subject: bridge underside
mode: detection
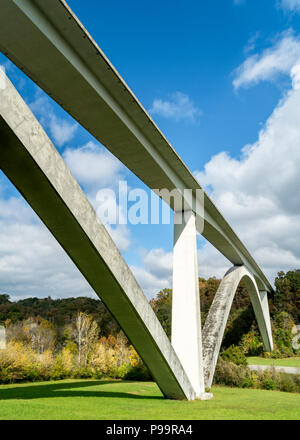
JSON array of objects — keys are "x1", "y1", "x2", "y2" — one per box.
[
  {"x1": 0, "y1": 67, "x2": 274, "y2": 402},
  {"x1": 0, "y1": 0, "x2": 275, "y2": 401},
  {"x1": 0, "y1": 71, "x2": 196, "y2": 401},
  {"x1": 0, "y1": 0, "x2": 272, "y2": 293}
]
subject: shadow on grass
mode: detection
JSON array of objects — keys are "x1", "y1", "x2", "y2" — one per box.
[{"x1": 0, "y1": 380, "x2": 163, "y2": 401}]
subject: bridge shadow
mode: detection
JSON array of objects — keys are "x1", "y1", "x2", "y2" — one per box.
[{"x1": 0, "y1": 380, "x2": 163, "y2": 401}]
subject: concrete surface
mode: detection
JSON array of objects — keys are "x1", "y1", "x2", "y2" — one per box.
[
  {"x1": 0, "y1": 0, "x2": 275, "y2": 396},
  {"x1": 172, "y1": 211, "x2": 205, "y2": 397},
  {"x1": 0, "y1": 326, "x2": 6, "y2": 350},
  {"x1": 248, "y1": 365, "x2": 300, "y2": 375},
  {"x1": 0, "y1": 0, "x2": 272, "y2": 293},
  {"x1": 0, "y1": 70, "x2": 196, "y2": 400},
  {"x1": 202, "y1": 266, "x2": 274, "y2": 388}
]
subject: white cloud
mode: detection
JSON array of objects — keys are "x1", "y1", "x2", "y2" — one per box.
[
  {"x1": 63, "y1": 142, "x2": 131, "y2": 252},
  {"x1": 130, "y1": 248, "x2": 173, "y2": 299},
  {"x1": 63, "y1": 142, "x2": 123, "y2": 190},
  {"x1": 244, "y1": 32, "x2": 261, "y2": 55},
  {"x1": 149, "y1": 92, "x2": 201, "y2": 122},
  {"x1": 197, "y1": 241, "x2": 230, "y2": 280},
  {"x1": 131, "y1": 265, "x2": 171, "y2": 300},
  {"x1": 281, "y1": 0, "x2": 300, "y2": 12},
  {"x1": 0, "y1": 180, "x2": 95, "y2": 300},
  {"x1": 30, "y1": 93, "x2": 78, "y2": 147},
  {"x1": 195, "y1": 60, "x2": 300, "y2": 284},
  {"x1": 106, "y1": 224, "x2": 131, "y2": 253},
  {"x1": 233, "y1": 31, "x2": 300, "y2": 89},
  {"x1": 0, "y1": 176, "x2": 131, "y2": 299},
  {"x1": 49, "y1": 118, "x2": 77, "y2": 147},
  {"x1": 0, "y1": 132, "x2": 131, "y2": 298},
  {"x1": 142, "y1": 248, "x2": 173, "y2": 280},
  {"x1": 131, "y1": 243, "x2": 230, "y2": 300}
]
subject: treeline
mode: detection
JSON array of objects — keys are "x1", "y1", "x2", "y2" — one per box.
[
  {"x1": 151, "y1": 270, "x2": 300, "y2": 358},
  {"x1": 0, "y1": 295, "x2": 121, "y2": 338},
  {"x1": 1, "y1": 269, "x2": 300, "y2": 358},
  {"x1": 0, "y1": 312, "x2": 150, "y2": 384},
  {"x1": 0, "y1": 270, "x2": 299, "y2": 388}
]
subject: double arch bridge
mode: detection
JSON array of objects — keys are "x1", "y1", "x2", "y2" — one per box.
[{"x1": 0, "y1": 0, "x2": 273, "y2": 400}]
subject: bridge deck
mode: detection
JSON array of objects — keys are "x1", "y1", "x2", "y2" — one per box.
[{"x1": 0, "y1": 0, "x2": 271, "y2": 291}]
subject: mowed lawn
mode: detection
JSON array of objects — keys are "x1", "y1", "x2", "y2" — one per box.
[
  {"x1": 247, "y1": 356, "x2": 300, "y2": 368},
  {"x1": 0, "y1": 380, "x2": 300, "y2": 420}
]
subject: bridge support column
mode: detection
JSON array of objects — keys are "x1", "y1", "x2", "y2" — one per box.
[{"x1": 172, "y1": 210, "x2": 205, "y2": 398}]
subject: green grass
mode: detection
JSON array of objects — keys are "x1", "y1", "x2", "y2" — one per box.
[
  {"x1": 247, "y1": 356, "x2": 300, "y2": 368},
  {"x1": 0, "y1": 379, "x2": 300, "y2": 420}
]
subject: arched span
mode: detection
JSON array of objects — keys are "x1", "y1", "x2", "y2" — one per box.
[
  {"x1": 0, "y1": 71, "x2": 196, "y2": 400},
  {"x1": 0, "y1": 0, "x2": 271, "y2": 293},
  {"x1": 202, "y1": 265, "x2": 273, "y2": 388}
]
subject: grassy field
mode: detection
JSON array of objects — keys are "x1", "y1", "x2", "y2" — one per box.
[
  {"x1": 247, "y1": 356, "x2": 300, "y2": 367},
  {"x1": 0, "y1": 379, "x2": 300, "y2": 420}
]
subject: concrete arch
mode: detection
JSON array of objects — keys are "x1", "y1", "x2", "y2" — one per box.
[
  {"x1": 0, "y1": 1, "x2": 276, "y2": 401},
  {"x1": 202, "y1": 265, "x2": 273, "y2": 388},
  {"x1": 0, "y1": 71, "x2": 196, "y2": 400},
  {"x1": 0, "y1": 0, "x2": 272, "y2": 293}
]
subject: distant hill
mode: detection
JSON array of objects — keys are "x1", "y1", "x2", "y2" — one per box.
[
  {"x1": 0, "y1": 295, "x2": 120, "y2": 337},
  {"x1": 1, "y1": 269, "x2": 299, "y2": 354}
]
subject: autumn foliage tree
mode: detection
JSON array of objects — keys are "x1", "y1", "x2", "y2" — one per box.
[{"x1": 73, "y1": 312, "x2": 99, "y2": 367}]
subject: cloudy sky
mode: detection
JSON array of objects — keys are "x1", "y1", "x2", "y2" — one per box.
[{"x1": 1, "y1": 0, "x2": 300, "y2": 300}]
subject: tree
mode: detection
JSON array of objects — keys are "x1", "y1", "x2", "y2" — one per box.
[
  {"x1": 150, "y1": 289, "x2": 172, "y2": 338},
  {"x1": 0, "y1": 294, "x2": 10, "y2": 305},
  {"x1": 6, "y1": 317, "x2": 56, "y2": 354},
  {"x1": 73, "y1": 312, "x2": 99, "y2": 367},
  {"x1": 29, "y1": 319, "x2": 56, "y2": 354}
]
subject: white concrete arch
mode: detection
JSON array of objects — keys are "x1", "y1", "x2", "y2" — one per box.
[
  {"x1": 0, "y1": 0, "x2": 275, "y2": 400},
  {"x1": 0, "y1": 0, "x2": 272, "y2": 293},
  {"x1": 202, "y1": 265, "x2": 273, "y2": 388},
  {"x1": 0, "y1": 71, "x2": 197, "y2": 401},
  {"x1": 0, "y1": 71, "x2": 274, "y2": 400}
]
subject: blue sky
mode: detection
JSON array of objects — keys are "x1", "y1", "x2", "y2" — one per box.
[{"x1": 1, "y1": 0, "x2": 300, "y2": 299}]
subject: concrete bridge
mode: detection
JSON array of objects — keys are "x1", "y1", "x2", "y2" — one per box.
[{"x1": 0, "y1": 0, "x2": 273, "y2": 400}]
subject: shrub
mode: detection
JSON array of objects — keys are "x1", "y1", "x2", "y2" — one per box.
[
  {"x1": 50, "y1": 357, "x2": 68, "y2": 381},
  {"x1": 279, "y1": 374, "x2": 297, "y2": 393},
  {"x1": 272, "y1": 312, "x2": 295, "y2": 356},
  {"x1": 214, "y1": 358, "x2": 249, "y2": 387},
  {"x1": 240, "y1": 332, "x2": 263, "y2": 356},
  {"x1": 124, "y1": 365, "x2": 152, "y2": 381},
  {"x1": 221, "y1": 345, "x2": 247, "y2": 366},
  {"x1": 261, "y1": 373, "x2": 277, "y2": 391},
  {"x1": 241, "y1": 375, "x2": 255, "y2": 389},
  {"x1": 214, "y1": 358, "x2": 300, "y2": 394},
  {"x1": 72, "y1": 367, "x2": 94, "y2": 379},
  {"x1": 117, "y1": 363, "x2": 131, "y2": 379}
]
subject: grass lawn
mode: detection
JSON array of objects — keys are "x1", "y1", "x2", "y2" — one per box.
[
  {"x1": 0, "y1": 379, "x2": 300, "y2": 420},
  {"x1": 247, "y1": 356, "x2": 300, "y2": 368}
]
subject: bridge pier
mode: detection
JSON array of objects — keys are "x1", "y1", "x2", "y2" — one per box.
[{"x1": 172, "y1": 210, "x2": 205, "y2": 398}]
